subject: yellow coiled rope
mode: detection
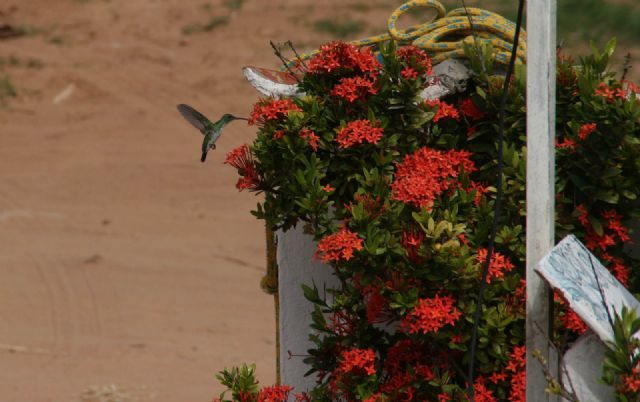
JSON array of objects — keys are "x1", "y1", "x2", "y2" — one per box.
[{"x1": 296, "y1": 0, "x2": 526, "y2": 66}]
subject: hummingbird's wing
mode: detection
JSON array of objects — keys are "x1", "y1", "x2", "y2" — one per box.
[{"x1": 176, "y1": 104, "x2": 213, "y2": 135}]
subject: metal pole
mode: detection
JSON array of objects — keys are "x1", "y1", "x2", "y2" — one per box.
[{"x1": 526, "y1": 0, "x2": 557, "y2": 400}]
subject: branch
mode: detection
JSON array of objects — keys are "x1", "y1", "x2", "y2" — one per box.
[{"x1": 269, "y1": 40, "x2": 302, "y2": 84}]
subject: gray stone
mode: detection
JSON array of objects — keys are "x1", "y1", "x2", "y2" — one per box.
[{"x1": 561, "y1": 331, "x2": 615, "y2": 402}]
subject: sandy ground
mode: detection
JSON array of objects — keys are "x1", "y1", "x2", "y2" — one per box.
[
  {"x1": 0, "y1": 1, "x2": 638, "y2": 401},
  {"x1": 0, "y1": 1, "x2": 398, "y2": 401}
]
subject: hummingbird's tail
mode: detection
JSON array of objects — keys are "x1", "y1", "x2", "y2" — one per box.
[{"x1": 201, "y1": 152, "x2": 207, "y2": 162}]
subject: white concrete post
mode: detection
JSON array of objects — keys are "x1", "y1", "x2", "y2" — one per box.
[
  {"x1": 276, "y1": 226, "x2": 340, "y2": 393},
  {"x1": 526, "y1": 0, "x2": 558, "y2": 400}
]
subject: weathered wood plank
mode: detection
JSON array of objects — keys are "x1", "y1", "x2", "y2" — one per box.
[{"x1": 526, "y1": 0, "x2": 558, "y2": 400}]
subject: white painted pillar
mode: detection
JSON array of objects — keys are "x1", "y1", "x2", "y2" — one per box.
[
  {"x1": 526, "y1": 0, "x2": 558, "y2": 400},
  {"x1": 276, "y1": 226, "x2": 340, "y2": 393}
]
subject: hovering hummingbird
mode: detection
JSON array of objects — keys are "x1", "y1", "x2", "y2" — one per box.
[{"x1": 176, "y1": 104, "x2": 248, "y2": 162}]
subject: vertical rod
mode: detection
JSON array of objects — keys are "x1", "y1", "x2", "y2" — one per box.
[
  {"x1": 263, "y1": 226, "x2": 281, "y2": 384},
  {"x1": 526, "y1": 0, "x2": 557, "y2": 400}
]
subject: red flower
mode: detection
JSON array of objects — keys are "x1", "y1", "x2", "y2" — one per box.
[
  {"x1": 363, "y1": 285, "x2": 387, "y2": 324},
  {"x1": 555, "y1": 137, "x2": 577, "y2": 151},
  {"x1": 307, "y1": 41, "x2": 380, "y2": 76},
  {"x1": 508, "y1": 370, "x2": 526, "y2": 402},
  {"x1": 331, "y1": 76, "x2": 378, "y2": 102},
  {"x1": 476, "y1": 248, "x2": 515, "y2": 283},
  {"x1": 623, "y1": 79, "x2": 640, "y2": 98},
  {"x1": 299, "y1": 128, "x2": 319, "y2": 151},
  {"x1": 426, "y1": 99, "x2": 460, "y2": 123},
  {"x1": 401, "y1": 293, "x2": 461, "y2": 334},
  {"x1": 327, "y1": 311, "x2": 356, "y2": 336},
  {"x1": 391, "y1": 147, "x2": 475, "y2": 209},
  {"x1": 294, "y1": 393, "x2": 311, "y2": 402},
  {"x1": 578, "y1": 122, "x2": 597, "y2": 140},
  {"x1": 322, "y1": 184, "x2": 335, "y2": 192},
  {"x1": 314, "y1": 226, "x2": 364, "y2": 263},
  {"x1": 257, "y1": 385, "x2": 293, "y2": 402},
  {"x1": 249, "y1": 98, "x2": 301, "y2": 126},
  {"x1": 503, "y1": 345, "x2": 526, "y2": 402},
  {"x1": 272, "y1": 130, "x2": 285, "y2": 140},
  {"x1": 603, "y1": 209, "x2": 631, "y2": 243},
  {"x1": 506, "y1": 345, "x2": 526, "y2": 373},
  {"x1": 363, "y1": 393, "x2": 382, "y2": 402},
  {"x1": 468, "y1": 181, "x2": 488, "y2": 206},
  {"x1": 560, "y1": 309, "x2": 587, "y2": 334},
  {"x1": 611, "y1": 259, "x2": 631, "y2": 287},
  {"x1": 472, "y1": 376, "x2": 497, "y2": 402},
  {"x1": 336, "y1": 119, "x2": 384, "y2": 148},
  {"x1": 594, "y1": 82, "x2": 627, "y2": 102},
  {"x1": 401, "y1": 66, "x2": 418, "y2": 80},
  {"x1": 576, "y1": 204, "x2": 589, "y2": 227},
  {"x1": 224, "y1": 144, "x2": 262, "y2": 191},
  {"x1": 623, "y1": 364, "x2": 640, "y2": 394},
  {"x1": 337, "y1": 348, "x2": 376, "y2": 376},
  {"x1": 396, "y1": 45, "x2": 432, "y2": 74},
  {"x1": 460, "y1": 97, "x2": 484, "y2": 120},
  {"x1": 401, "y1": 228, "x2": 425, "y2": 263},
  {"x1": 489, "y1": 371, "x2": 507, "y2": 384}
]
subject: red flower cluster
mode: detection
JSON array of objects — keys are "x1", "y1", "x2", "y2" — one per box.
[
  {"x1": 560, "y1": 308, "x2": 588, "y2": 334},
  {"x1": 314, "y1": 226, "x2": 364, "y2": 263},
  {"x1": 595, "y1": 82, "x2": 628, "y2": 102},
  {"x1": 345, "y1": 193, "x2": 385, "y2": 220},
  {"x1": 224, "y1": 144, "x2": 262, "y2": 191},
  {"x1": 391, "y1": 147, "x2": 475, "y2": 209},
  {"x1": 468, "y1": 181, "x2": 488, "y2": 206},
  {"x1": 623, "y1": 80, "x2": 640, "y2": 99},
  {"x1": 472, "y1": 377, "x2": 497, "y2": 402},
  {"x1": 249, "y1": 98, "x2": 301, "y2": 126},
  {"x1": 337, "y1": 348, "x2": 376, "y2": 376},
  {"x1": 576, "y1": 205, "x2": 632, "y2": 285},
  {"x1": 505, "y1": 345, "x2": 526, "y2": 402},
  {"x1": 476, "y1": 248, "x2": 515, "y2": 283},
  {"x1": 622, "y1": 364, "x2": 640, "y2": 394},
  {"x1": 426, "y1": 99, "x2": 460, "y2": 123},
  {"x1": 401, "y1": 293, "x2": 461, "y2": 334},
  {"x1": 307, "y1": 41, "x2": 380, "y2": 76},
  {"x1": 396, "y1": 45, "x2": 433, "y2": 74},
  {"x1": 257, "y1": 385, "x2": 293, "y2": 402},
  {"x1": 363, "y1": 285, "x2": 388, "y2": 324},
  {"x1": 401, "y1": 228, "x2": 425, "y2": 263},
  {"x1": 298, "y1": 128, "x2": 319, "y2": 151},
  {"x1": 381, "y1": 340, "x2": 435, "y2": 400},
  {"x1": 327, "y1": 310, "x2": 357, "y2": 336},
  {"x1": 401, "y1": 66, "x2": 418, "y2": 80},
  {"x1": 602, "y1": 209, "x2": 631, "y2": 243},
  {"x1": 602, "y1": 252, "x2": 631, "y2": 287},
  {"x1": 460, "y1": 97, "x2": 485, "y2": 120},
  {"x1": 556, "y1": 122, "x2": 596, "y2": 151},
  {"x1": 578, "y1": 122, "x2": 597, "y2": 140},
  {"x1": 331, "y1": 76, "x2": 378, "y2": 102},
  {"x1": 336, "y1": 119, "x2": 384, "y2": 148},
  {"x1": 555, "y1": 137, "x2": 577, "y2": 151}
]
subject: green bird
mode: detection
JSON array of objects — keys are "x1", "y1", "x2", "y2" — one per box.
[{"x1": 176, "y1": 104, "x2": 248, "y2": 162}]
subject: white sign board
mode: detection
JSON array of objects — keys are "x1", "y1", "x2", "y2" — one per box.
[{"x1": 536, "y1": 235, "x2": 640, "y2": 344}]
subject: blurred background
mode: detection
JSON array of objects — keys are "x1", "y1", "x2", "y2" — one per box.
[{"x1": 0, "y1": 0, "x2": 638, "y2": 401}]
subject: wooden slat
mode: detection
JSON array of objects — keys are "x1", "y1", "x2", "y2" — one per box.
[{"x1": 526, "y1": 0, "x2": 558, "y2": 400}]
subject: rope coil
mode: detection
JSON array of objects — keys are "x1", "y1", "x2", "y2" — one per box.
[{"x1": 296, "y1": 0, "x2": 527, "y2": 66}]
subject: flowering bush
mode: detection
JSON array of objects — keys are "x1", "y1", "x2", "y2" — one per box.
[{"x1": 221, "y1": 39, "x2": 640, "y2": 400}]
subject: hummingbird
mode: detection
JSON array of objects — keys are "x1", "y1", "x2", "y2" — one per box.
[{"x1": 176, "y1": 104, "x2": 248, "y2": 162}]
